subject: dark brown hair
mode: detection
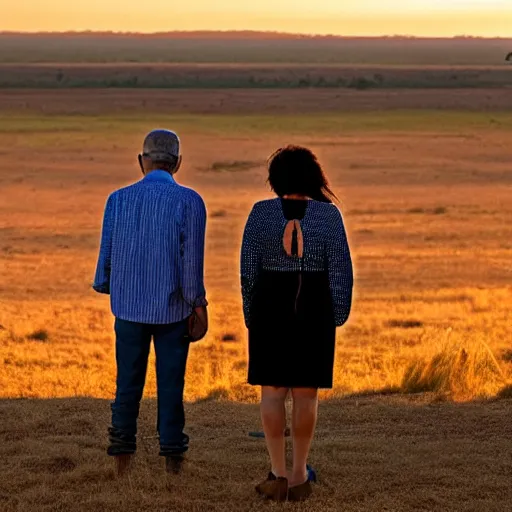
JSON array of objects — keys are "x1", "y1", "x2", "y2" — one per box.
[{"x1": 267, "y1": 146, "x2": 338, "y2": 203}]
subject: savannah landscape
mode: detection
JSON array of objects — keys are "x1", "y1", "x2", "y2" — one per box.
[{"x1": 0, "y1": 33, "x2": 511, "y2": 511}]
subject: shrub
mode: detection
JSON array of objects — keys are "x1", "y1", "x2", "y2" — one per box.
[
  {"x1": 348, "y1": 76, "x2": 377, "y2": 90},
  {"x1": 373, "y1": 73, "x2": 385, "y2": 85}
]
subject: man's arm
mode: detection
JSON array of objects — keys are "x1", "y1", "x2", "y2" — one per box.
[
  {"x1": 180, "y1": 191, "x2": 207, "y2": 308},
  {"x1": 93, "y1": 194, "x2": 115, "y2": 294}
]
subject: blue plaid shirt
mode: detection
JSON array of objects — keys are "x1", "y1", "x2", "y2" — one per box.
[{"x1": 93, "y1": 170, "x2": 207, "y2": 324}]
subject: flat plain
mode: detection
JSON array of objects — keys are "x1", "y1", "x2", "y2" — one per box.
[
  {"x1": 0, "y1": 88, "x2": 511, "y2": 511},
  {"x1": 1, "y1": 34, "x2": 510, "y2": 65}
]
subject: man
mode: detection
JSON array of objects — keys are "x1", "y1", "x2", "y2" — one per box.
[{"x1": 93, "y1": 129, "x2": 208, "y2": 475}]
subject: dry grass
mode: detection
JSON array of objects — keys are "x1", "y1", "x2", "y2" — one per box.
[
  {"x1": 0, "y1": 90, "x2": 511, "y2": 403},
  {"x1": 401, "y1": 339, "x2": 507, "y2": 399},
  {"x1": 1, "y1": 396, "x2": 512, "y2": 512},
  {"x1": 0, "y1": 89, "x2": 511, "y2": 509}
]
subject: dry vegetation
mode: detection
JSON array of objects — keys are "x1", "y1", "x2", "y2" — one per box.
[
  {"x1": 1, "y1": 90, "x2": 511, "y2": 402},
  {"x1": 1, "y1": 63, "x2": 511, "y2": 89},
  {"x1": 1, "y1": 34, "x2": 510, "y2": 89},
  {"x1": 0, "y1": 89, "x2": 511, "y2": 510}
]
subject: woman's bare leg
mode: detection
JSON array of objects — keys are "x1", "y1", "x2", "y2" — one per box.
[
  {"x1": 260, "y1": 386, "x2": 289, "y2": 477},
  {"x1": 290, "y1": 387, "x2": 318, "y2": 486}
]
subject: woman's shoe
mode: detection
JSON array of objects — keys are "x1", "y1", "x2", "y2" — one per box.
[
  {"x1": 307, "y1": 464, "x2": 318, "y2": 483},
  {"x1": 288, "y1": 480, "x2": 313, "y2": 502},
  {"x1": 255, "y1": 473, "x2": 289, "y2": 501}
]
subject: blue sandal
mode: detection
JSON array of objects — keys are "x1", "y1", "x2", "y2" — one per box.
[{"x1": 307, "y1": 464, "x2": 317, "y2": 483}]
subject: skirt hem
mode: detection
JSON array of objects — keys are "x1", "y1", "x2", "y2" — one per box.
[{"x1": 248, "y1": 380, "x2": 332, "y2": 389}]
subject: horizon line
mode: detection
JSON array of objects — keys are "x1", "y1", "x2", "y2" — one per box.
[{"x1": 1, "y1": 30, "x2": 511, "y2": 40}]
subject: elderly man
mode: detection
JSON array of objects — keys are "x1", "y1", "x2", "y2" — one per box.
[{"x1": 93, "y1": 129, "x2": 208, "y2": 475}]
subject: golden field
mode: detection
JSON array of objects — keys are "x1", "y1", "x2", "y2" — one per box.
[
  {"x1": 0, "y1": 88, "x2": 511, "y2": 511},
  {"x1": 1, "y1": 89, "x2": 511, "y2": 402}
]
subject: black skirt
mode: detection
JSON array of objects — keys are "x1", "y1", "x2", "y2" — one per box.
[{"x1": 248, "y1": 270, "x2": 336, "y2": 389}]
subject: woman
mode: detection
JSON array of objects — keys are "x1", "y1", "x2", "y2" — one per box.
[{"x1": 241, "y1": 146, "x2": 353, "y2": 502}]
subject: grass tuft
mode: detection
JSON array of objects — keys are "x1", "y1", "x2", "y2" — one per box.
[
  {"x1": 407, "y1": 207, "x2": 447, "y2": 215},
  {"x1": 209, "y1": 161, "x2": 260, "y2": 173},
  {"x1": 501, "y1": 350, "x2": 512, "y2": 363},
  {"x1": 401, "y1": 341, "x2": 506, "y2": 399},
  {"x1": 387, "y1": 320, "x2": 424, "y2": 329},
  {"x1": 221, "y1": 333, "x2": 238, "y2": 343},
  {"x1": 211, "y1": 210, "x2": 228, "y2": 218},
  {"x1": 27, "y1": 329, "x2": 50, "y2": 342}
]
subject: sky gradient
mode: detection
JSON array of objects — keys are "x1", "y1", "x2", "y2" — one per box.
[{"x1": 3, "y1": 0, "x2": 512, "y2": 36}]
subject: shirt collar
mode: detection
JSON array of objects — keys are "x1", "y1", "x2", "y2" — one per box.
[{"x1": 143, "y1": 170, "x2": 176, "y2": 183}]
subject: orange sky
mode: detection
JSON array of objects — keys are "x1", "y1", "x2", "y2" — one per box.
[{"x1": 2, "y1": 0, "x2": 512, "y2": 36}]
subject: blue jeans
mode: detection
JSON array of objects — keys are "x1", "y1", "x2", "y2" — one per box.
[{"x1": 108, "y1": 318, "x2": 190, "y2": 457}]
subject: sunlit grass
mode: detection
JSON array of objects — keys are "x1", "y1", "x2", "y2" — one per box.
[
  {"x1": 1, "y1": 105, "x2": 511, "y2": 404},
  {"x1": 2, "y1": 111, "x2": 512, "y2": 136},
  {"x1": 1, "y1": 286, "x2": 511, "y2": 402},
  {"x1": 401, "y1": 339, "x2": 507, "y2": 400}
]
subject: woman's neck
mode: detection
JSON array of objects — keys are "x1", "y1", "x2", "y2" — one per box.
[{"x1": 282, "y1": 194, "x2": 310, "y2": 200}]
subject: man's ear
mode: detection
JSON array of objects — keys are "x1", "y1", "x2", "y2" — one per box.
[
  {"x1": 138, "y1": 154, "x2": 145, "y2": 175},
  {"x1": 173, "y1": 155, "x2": 183, "y2": 175}
]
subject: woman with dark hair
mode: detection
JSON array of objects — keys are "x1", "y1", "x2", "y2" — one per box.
[{"x1": 241, "y1": 146, "x2": 353, "y2": 502}]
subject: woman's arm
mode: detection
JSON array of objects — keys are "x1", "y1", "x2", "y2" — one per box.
[
  {"x1": 326, "y1": 206, "x2": 354, "y2": 327},
  {"x1": 241, "y1": 204, "x2": 262, "y2": 328}
]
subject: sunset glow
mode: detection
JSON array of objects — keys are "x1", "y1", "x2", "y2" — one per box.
[{"x1": 2, "y1": 0, "x2": 512, "y2": 36}]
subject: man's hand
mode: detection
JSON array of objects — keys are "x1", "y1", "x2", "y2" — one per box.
[{"x1": 187, "y1": 306, "x2": 208, "y2": 342}]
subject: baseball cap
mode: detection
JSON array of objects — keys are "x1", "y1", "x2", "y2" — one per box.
[{"x1": 142, "y1": 129, "x2": 180, "y2": 163}]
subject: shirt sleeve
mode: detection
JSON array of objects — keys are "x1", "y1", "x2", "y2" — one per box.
[
  {"x1": 326, "y1": 206, "x2": 354, "y2": 326},
  {"x1": 93, "y1": 194, "x2": 115, "y2": 294},
  {"x1": 241, "y1": 204, "x2": 262, "y2": 328},
  {"x1": 180, "y1": 192, "x2": 208, "y2": 308}
]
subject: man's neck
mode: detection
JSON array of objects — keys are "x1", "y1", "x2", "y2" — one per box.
[
  {"x1": 143, "y1": 169, "x2": 176, "y2": 182},
  {"x1": 146, "y1": 168, "x2": 171, "y2": 175}
]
